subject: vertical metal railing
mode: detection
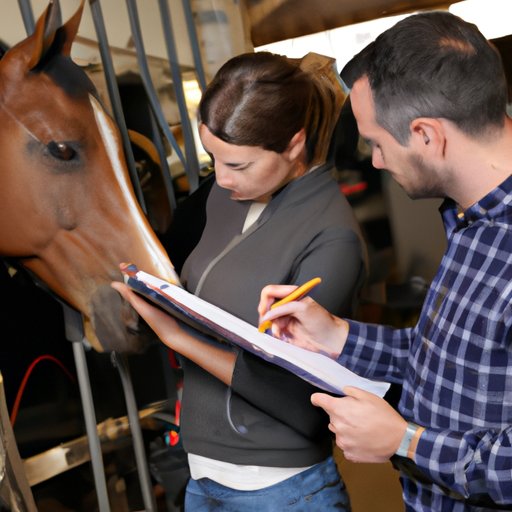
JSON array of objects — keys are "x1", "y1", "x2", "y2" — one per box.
[
  {"x1": 88, "y1": 0, "x2": 147, "y2": 212},
  {"x1": 17, "y1": 0, "x2": 35, "y2": 35},
  {"x1": 158, "y1": 0, "x2": 201, "y2": 191},
  {"x1": 181, "y1": 0, "x2": 208, "y2": 92},
  {"x1": 125, "y1": 0, "x2": 201, "y2": 192}
]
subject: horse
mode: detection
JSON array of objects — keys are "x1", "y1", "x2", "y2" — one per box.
[{"x1": 0, "y1": 0, "x2": 179, "y2": 354}]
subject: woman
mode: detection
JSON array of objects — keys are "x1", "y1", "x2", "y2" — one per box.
[{"x1": 114, "y1": 51, "x2": 366, "y2": 510}]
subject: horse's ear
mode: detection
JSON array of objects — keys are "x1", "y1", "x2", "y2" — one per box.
[
  {"x1": 54, "y1": 0, "x2": 85, "y2": 57},
  {"x1": 25, "y1": 0, "x2": 84, "y2": 69},
  {"x1": 0, "y1": 0, "x2": 84, "y2": 75},
  {"x1": 25, "y1": 0, "x2": 61, "y2": 69}
]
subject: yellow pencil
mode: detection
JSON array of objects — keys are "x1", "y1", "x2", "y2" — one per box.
[{"x1": 258, "y1": 277, "x2": 322, "y2": 332}]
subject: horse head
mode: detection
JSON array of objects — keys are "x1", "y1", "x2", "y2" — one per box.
[{"x1": 0, "y1": 0, "x2": 179, "y2": 353}]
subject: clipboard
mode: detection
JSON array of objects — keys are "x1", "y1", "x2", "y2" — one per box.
[{"x1": 121, "y1": 263, "x2": 390, "y2": 397}]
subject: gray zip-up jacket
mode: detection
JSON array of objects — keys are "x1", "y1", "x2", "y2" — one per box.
[{"x1": 179, "y1": 164, "x2": 367, "y2": 467}]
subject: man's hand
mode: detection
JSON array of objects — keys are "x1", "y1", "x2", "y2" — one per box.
[
  {"x1": 312, "y1": 387, "x2": 407, "y2": 463},
  {"x1": 258, "y1": 284, "x2": 348, "y2": 358}
]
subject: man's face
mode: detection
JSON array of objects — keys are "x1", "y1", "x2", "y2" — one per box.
[{"x1": 350, "y1": 77, "x2": 443, "y2": 199}]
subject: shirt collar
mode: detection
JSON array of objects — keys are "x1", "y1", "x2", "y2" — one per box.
[{"x1": 440, "y1": 174, "x2": 512, "y2": 234}]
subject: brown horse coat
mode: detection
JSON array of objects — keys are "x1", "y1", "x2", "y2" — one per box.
[{"x1": 0, "y1": 1, "x2": 178, "y2": 352}]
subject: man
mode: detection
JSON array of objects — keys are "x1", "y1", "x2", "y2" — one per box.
[{"x1": 258, "y1": 11, "x2": 512, "y2": 512}]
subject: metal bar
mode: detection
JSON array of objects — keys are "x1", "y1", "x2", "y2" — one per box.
[
  {"x1": 158, "y1": 0, "x2": 201, "y2": 192},
  {"x1": 124, "y1": 0, "x2": 190, "y2": 178},
  {"x1": 63, "y1": 304, "x2": 111, "y2": 512},
  {"x1": 23, "y1": 403, "x2": 167, "y2": 486},
  {"x1": 112, "y1": 353, "x2": 157, "y2": 512},
  {"x1": 0, "y1": 373, "x2": 38, "y2": 512},
  {"x1": 87, "y1": 0, "x2": 147, "y2": 212},
  {"x1": 181, "y1": 0, "x2": 207, "y2": 92},
  {"x1": 17, "y1": 0, "x2": 35, "y2": 35},
  {"x1": 149, "y1": 112, "x2": 177, "y2": 210}
]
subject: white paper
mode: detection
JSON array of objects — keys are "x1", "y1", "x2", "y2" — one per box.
[{"x1": 131, "y1": 269, "x2": 390, "y2": 398}]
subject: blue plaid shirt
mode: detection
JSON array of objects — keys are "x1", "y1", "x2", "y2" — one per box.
[{"x1": 340, "y1": 175, "x2": 512, "y2": 511}]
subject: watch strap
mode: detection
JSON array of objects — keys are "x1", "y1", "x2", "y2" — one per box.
[{"x1": 396, "y1": 421, "x2": 423, "y2": 458}]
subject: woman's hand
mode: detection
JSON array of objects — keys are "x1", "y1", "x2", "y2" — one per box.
[
  {"x1": 111, "y1": 281, "x2": 187, "y2": 350},
  {"x1": 258, "y1": 284, "x2": 349, "y2": 358},
  {"x1": 111, "y1": 281, "x2": 237, "y2": 385}
]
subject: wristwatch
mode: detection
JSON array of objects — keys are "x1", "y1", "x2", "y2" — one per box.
[{"x1": 395, "y1": 421, "x2": 423, "y2": 458}]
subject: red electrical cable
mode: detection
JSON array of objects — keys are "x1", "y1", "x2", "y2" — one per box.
[{"x1": 10, "y1": 354, "x2": 76, "y2": 427}]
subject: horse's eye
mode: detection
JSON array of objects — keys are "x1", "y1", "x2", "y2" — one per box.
[{"x1": 48, "y1": 141, "x2": 76, "y2": 161}]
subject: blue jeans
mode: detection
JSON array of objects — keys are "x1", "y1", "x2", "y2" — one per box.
[{"x1": 184, "y1": 456, "x2": 350, "y2": 511}]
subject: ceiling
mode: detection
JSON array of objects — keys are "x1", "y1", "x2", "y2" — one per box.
[{"x1": 246, "y1": 0, "x2": 462, "y2": 47}]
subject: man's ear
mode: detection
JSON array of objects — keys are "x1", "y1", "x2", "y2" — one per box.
[
  {"x1": 410, "y1": 118, "x2": 446, "y2": 157},
  {"x1": 284, "y1": 128, "x2": 306, "y2": 161}
]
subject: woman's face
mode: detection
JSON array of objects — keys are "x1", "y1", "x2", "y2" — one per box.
[{"x1": 199, "y1": 124, "x2": 304, "y2": 202}]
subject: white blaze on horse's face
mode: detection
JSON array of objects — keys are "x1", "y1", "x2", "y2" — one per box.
[{"x1": 89, "y1": 94, "x2": 178, "y2": 281}]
